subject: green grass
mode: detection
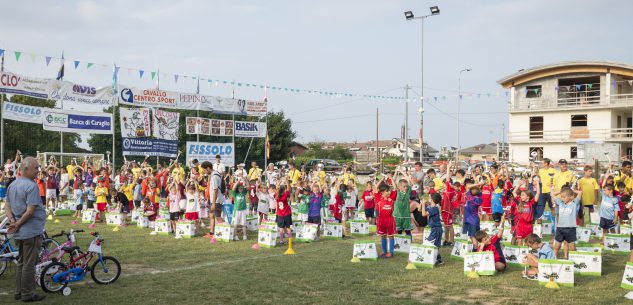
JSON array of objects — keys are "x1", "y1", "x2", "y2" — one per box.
[{"x1": 1, "y1": 217, "x2": 631, "y2": 305}]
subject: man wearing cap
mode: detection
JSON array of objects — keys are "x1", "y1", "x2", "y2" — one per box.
[
  {"x1": 247, "y1": 161, "x2": 262, "y2": 182},
  {"x1": 614, "y1": 161, "x2": 633, "y2": 193},
  {"x1": 553, "y1": 159, "x2": 576, "y2": 199},
  {"x1": 339, "y1": 167, "x2": 356, "y2": 185},
  {"x1": 235, "y1": 163, "x2": 246, "y2": 184},
  {"x1": 539, "y1": 158, "x2": 557, "y2": 212}
]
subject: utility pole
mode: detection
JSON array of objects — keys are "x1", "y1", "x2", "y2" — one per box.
[
  {"x1": 404, "y1": 85, "x2": 410, "y2": 163},
  {"x1": 376, "y1": 107, "x2": 379, "y2": 165}
]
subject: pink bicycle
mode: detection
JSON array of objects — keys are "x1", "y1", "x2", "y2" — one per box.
[{"x1": 36, "y1": 230, "x2": 84, "y2": 286}]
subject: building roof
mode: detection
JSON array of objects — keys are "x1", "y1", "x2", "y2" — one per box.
[
  {"x1": 290, "y1": 142, "x2": 308, "y2": 150},
  {"x1": 460, "y1": 143, "x2": 498, "y2": 155},
  {"x1": 497, "y1": 61, "x2": 633, "y2": 88},
  {"x1": 392, "y1": 138, "x2": 438, "y2": 153}
]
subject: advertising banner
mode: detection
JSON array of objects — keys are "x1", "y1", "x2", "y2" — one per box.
[
  {"x1": 42, "y1": 109, "x2": 113, "y2": 134},
  {"x1": 122, "y1": 137, "x2": 178, "y2": 158},
  {"x1": 234, "y1": 121, "x2": 266, "y2": 138},
  {"x1": 120, "y1": 107, "x2": 151, "y2": 138},
  {"x1": 152, "y1": 109, "x2": 179, "y2": 140},
  {"x1": 186, "y1": 117, "x2": 210, "y2": 135},
  {"x1": 186, "y1": 141, "x2": 234, "y2": 167},
  {"x1": 3, "y1": 101, "x2": 44, "y2": 124},
  {"x1": 49, "y1": 80, "x2": 115, "y2": 107},
  {"x1": 211, "y1": 98, "x2": 267, "y2": 117},
  {"x1": 0, "y1": 71, "x2": 51, "y2": 99},
  {"x1": 210, "y1": 119, "x2": 233, "y2": 137}
]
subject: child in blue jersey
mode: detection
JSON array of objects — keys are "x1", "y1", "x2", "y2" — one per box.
[
  {"x1": 523, "y1": 233, "x2": 555, "y2": 279},
  {"x1": 491, "y1": 181, "x2": 505, "y2": 226},
  {"x1": 552, "y1": 187, "x2": 582, "y2": 259},
  {"x1": 422, "y1": 193, "x2": 444, "y2": 265},
  {"x1": 598, "y1": 184, "x2": 619, "y2": 244},
  {"x1": 308, "y1": 184, "x2": 323, "y2": 239},
  {"x1": 463, "y1": 185, "x2": 483, "y2": 246},
  {"x1": 0, "y1": 173, "x2": 7, "y2": 203}
]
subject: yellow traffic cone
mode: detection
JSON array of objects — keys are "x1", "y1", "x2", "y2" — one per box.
[
  {"x1": 47, "y1": 214, "x2": 53, "y2": 220},
  {"x1": 112, "y1": 226, "x2": 120, "y2": 232},
  {"x1": 350, "y1": 256, "x2": 361, "y2": 263},
  {"x1": 467, "y1": 268, "x2": 480, "y2": 279},
  {"x1": 284, "y1": 238, "x2": 296, "y2": 255},
  {"x1": 54, "y1": 219, "x2": 60, "y2": 223},
  {"x1": 405, "y1": 261, "x2": 417, "y2": 270},
  {"x1": 544, "y1": 278, "x2": 559, "y2": 289}
]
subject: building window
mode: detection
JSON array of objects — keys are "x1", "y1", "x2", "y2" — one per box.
[
  {"x1": 570, "y1": 146, "x2": 578, "y2": 159},
  {"x1": 529, "y1": 116, "x2": 543, "y2": 139},
  {"x1": 526, "y1": 85, "x2": 542, "y2": 98},
  {"x1": 571, "y1": 114, "x2": 588, "y2": 127},
  {"x1": 529, "y1": 147, "x2": 543, "y2": 161}
]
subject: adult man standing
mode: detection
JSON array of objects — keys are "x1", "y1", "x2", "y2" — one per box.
[
  {"x1": 614, "y1": 161, "x2": 633, "y2": 193},
  {"x1": 213, "y1": 155, "x2": 226, "y2": 175},
  {"x1": 5, "y1": 157, "x2": 46, "y2": 302},
  {"x1": 538, "y1": 158, "x2": 557, "y2": 216},
  {"x1": 411, "y1": 162, "x2": 425, "y2": 192},
  {"x1": 247, "y1": 161, "x2": 262, "y2": 182},
  {"x1": 203, "y1": 161, "x2": 224, "y2": 237}
]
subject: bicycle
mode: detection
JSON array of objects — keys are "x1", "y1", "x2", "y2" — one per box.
[
  {"x1": 40, "y1": 232, "x2": 121, "y2": 296},
  {"x1": 36, "y1": 229, "x2": 84, "y2": 286}
]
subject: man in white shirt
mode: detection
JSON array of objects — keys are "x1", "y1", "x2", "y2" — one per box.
[
  {"x1": 213, "y1": 155, "x2": 225, "y2": 175},
  {"x1": 203, "y1": 161, "x2": 224, "y2": 238}
]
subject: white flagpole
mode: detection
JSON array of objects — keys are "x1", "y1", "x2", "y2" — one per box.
[{"x1": 0, "y1": 50, "x2": 4, "y2": 164}]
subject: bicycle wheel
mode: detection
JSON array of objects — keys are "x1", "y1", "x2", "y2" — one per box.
[
  {"x1": 40, "y1": 262, "x2": 68, "y2": 293},
  {"x1": 90, "y1": 256, "x2": 121, "y2": 285},
  {"x1": 0, "y1": 244, "x2": 13, "y2": 277}
]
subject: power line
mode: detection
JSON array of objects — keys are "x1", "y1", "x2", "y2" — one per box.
[{"x1": 288, "y1": 86, "x2": 403, "y2": 116}]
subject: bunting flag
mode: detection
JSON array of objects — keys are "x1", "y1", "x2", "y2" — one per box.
[
  {"x1": 56, "y1": 53, "x2": 65, "y2": 80},
  {"x1": 1, "y1": 50, "x2": 4, "y2": 72},
  {"x1": 112, "y1": 64, "x2": 119, "y2": 96},
  {"x1": 174, "y1": 74, "x2": 179, "y2": 83},
  {"x1": 0, "y1": 49, "x2": 4, "y2": 58},
  {"x1": 14, "y1": 51, "x2": 21, "y2": 61},
  {"x1": 73, "y1": 60, "x2": 80, "y2": 69},
  {"x1": 151, "y1": 71, "x2": 156, "y2": 80},
  {"x1": 628, "y1": 80, "x2": 633, "y2": 86},
  {"x1": 30, "y1": 54, "x2": 36, "y2": 63},
  {"x1": 87, "y1": 62, "x2": 93, "y2": 69},
  {"x1": 575, "y1": 84, "x2": 582, "y2": 90},
  {"x1": 196, "y1": 76, "x2": 200, "y2": 94},
  {"x1": 45, "y1": 56, "x2": 52, "y2": 66},
  {"x1": 139, "y1": 70, "x2": 144, "y2": 78}
]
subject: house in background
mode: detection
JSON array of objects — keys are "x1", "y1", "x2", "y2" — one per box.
[
  {"x1": 498, "y1": 61, "x2": 633, "y2": 164},
  {"x1": 459, "y1": 143, "x2": 499, "y2": 162},
  {"x1": 289, "y1": 142, "x2": 308, "y2": 158},
  {"x1": 385, "y1": 138, "x2": 438, "y2": 162}
]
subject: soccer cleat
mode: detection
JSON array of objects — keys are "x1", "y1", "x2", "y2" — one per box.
[{"x1": 243, "y1": 235, "x2": 248, "y2": 241}]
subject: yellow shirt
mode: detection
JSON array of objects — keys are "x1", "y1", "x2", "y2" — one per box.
[
  {"x1": 66, "y1": 165, "x2": 75, "y2": 181},
  {"x1": 95, "y1": 186, "x2": 108, "y2": 204},
  {"x1": 554, "y1": 170, "x2": 576, "y2": 191},
  {"x1": 578, "y1": 177, "x2": 599, "y2": 206},
  {"x1": 171, "y1": 167, "x2": 185, "y2": 182},
  {"x1": 339, "y1": 173, "x2": 356, "y2": 185},
  {"x1": 319, "y1": 171, "x2": 326, "y2": 186},
  {"x1": 432, "y1": 177, "x2": 444, "y2": 192},
  {"x1": 538, "y1": 168, "x2": 557, "y2": 193},
  {"x1": 614, "y1": 173, "x2": 633, "y2": 193},
  {"x1": 131, "y1": 167, "x2": 141, "y2": 180},
  {"x1": 288, "y1": 169, "x2": 302, "y2": 186},
  {"x1": 123, "y1": 184, "x2": 134, "y2": 201},
  {"x1": 248, "y1": 168, "x2": 262, "y2": 181}
]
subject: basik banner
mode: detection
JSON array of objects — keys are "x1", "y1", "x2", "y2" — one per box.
[
  {"x1": 3, "y1": 101, "x2": 45, "y2": 124},
  {"x1": 234, "y1": 121, "x2": 266, "y2": 138},
  {"x1": 0, "y1": 71, "x2": 51, "y2": 99},
  {"x1": 186, "y1": 141, "x2": 234, "y2": 167},
  {"x1": 49, "y1": 80, "x2": 115, "y2": 107},
  {"x1": 42, "y1": 109, "x2": 113, "y2": 134},
  {"x1": 122, "y1": 137, "x2": 178, "y2": 158}
]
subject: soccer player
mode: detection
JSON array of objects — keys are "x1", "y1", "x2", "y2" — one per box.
[{"x1": 375, "y1": 181, "x2": 396, "y2": 258}]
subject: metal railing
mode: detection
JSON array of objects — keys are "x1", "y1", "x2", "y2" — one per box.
[
  {"x1": 509, "y1": 128, "x2": 633, "y2": 143},
  {"x1": 510, "y1": 93, "x2": 633, "y2": 111}
]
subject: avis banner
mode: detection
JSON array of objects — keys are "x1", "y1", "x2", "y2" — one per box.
[
  {"x1": 186, "y1": 141, "x2": 234, "y2": 167},
  {"x1": 234, "y1": 121, "x2": 266, "y2": 138},
  {"x1": 3, "y1": 101, "x2": 45, "y2": 124},
  {"x1": 42, "y1": 109, "x2": 113, "y2": 134},
  {"x1": 152, "y1": 109, "x2": 179, "y2": 140},
  {"x1": 119, "y1": 107, "x2": 151, "y2": 138},
  {"x1": 122, "y1": 137, "x2": 178, "y2": 158},
  {"x1": 0, "y1": 71, "x2": 51, "y2": 99},
  {"x1": 49, "y1": 80, "x2": 115, "y2": 107}
]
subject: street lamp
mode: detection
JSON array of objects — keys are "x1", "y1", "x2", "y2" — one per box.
[
  {"x1": 457, "y1": 68, "x2": 472, "y2": 163},
  {"x1": 405, "y1": 5, "x2": 440, "y2": 163}
]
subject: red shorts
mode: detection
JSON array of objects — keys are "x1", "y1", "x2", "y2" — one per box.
[
  {"x1": 185, "y1": 212, "x2": 199, "y2": 221},
  {"x1": 97, "y1": 202, "x2": 107, "y2": 212},
  {"x1": 481, "y1": 205, "x2": 492, "y2": 215},
  {"x1": 441, "y1": 211, "x2": 453, "y2": 226},
  {"x1": 515, "y1": 222, "x2": 533, "y2": 239},
  {"x1": 376, "y1": 217, "x2": 396, "y2": 236}
]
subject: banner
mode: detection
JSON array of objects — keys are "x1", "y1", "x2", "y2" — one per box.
[
  {"x1": 118, "y1": 86, "x2": 212, "y2": 111},
  {"x1": 211, "y1": 98, "x2": 267, "y2": 116},
  {"x1": 49, "y1": 80, "x2": 115, "y2": 107},
  {"x1": 210, "y1": 119, "x2": 233, "y2": 137},
  {"x1": 0, "y1": 71, "x2": 51, "y2": 99},
  {"x1": 235, "y1": 121, "x2": 266, "y2": 138},
  {"x1": 42, "y1": 109, "x2": 113, "y2": 134},
  {"x1": 122, "y1": 137, "x2": 178, "y2": 158},
  {"x1": 152, "y1": 109, "x2": 179, "y2": 140},
  {"x1": 186, "y1": 141, "x2": 234, "y2": 167},
  {"x1": 3, "y1": 101, "x2": 44, "y2": 124},
  {"x1": 186, "y1": 117, "x2": 210, "y2": 135},
  {"x1": 120, "y1": 107, "x2": 151, "y2": 138}
]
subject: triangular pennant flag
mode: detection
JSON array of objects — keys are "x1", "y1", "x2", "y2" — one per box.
[
  {"x1": 0, "y1": 49, "x2": 4, "y2": 57},
  {"x1": 587, "y1": 84, "x2": 593, "y2": 89},
  {"x1": 442, "y1": 96, "x2": 446, "y2": 100},
  {"x1": 174, "y1": 75, "x2": 179, "y2": 83},
  {"x1": 459, "y1": 95, "x2": 463, "y2": 100},
  {"x1": 87, "y1": 63, "x2": 93, "y2": 69},
  {"x1": 30, "y1": 54, "x2": 36, "y2": 63},
  {"x1": 114, "y1": 66, "x2": 120, "y2": 75},
  {"x1": 73, "y1": 60, "x2": 80, "y2": 69},
  {"x1": 628, "y1": 80, "x2": 633, "y2": 86},
  {"x1": 151, "y1": 71, "x2": 156, "y2": 80},
  {"x1": 139, "y1": 70, "x2": 144, "y2": 78},
  {"x1": 14, "y1": 51, "x2": 21, "y2": 61},
  {"x1": 575, "y1": 84, "x2": 581, "y2": 90},
  {"x1": 433, "y1": 96, "x2": 437, "y2": 101},
  {"x1": 45, "y1": 56, "x2": 52, "y2": 66},
  {"x1": 555, "y1": 86, "x2": 559, "y2": 91}
]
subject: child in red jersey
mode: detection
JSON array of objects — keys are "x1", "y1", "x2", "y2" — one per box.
[
  {"x1": 330, "y1": 182, "x2": 348, "y2": 237},
  {"x1": 474, "y1": 212, "x2": 508, "y2": 272},
  {"x1": 275, "y1": 179, "x2": 292, "y2": 245},
  {"x1": 441, "y1": 180, "x2": 456, "y2": 246},
  {"x1": 362, "y1": 182, "x2": 376, "y2": 225},
  {"x1": 512, "y1": 180, "x2": 539, "y2": 246},
  {"x1": 480, "y1": 177, "x2": 493, "y2": 221},
  {"x1": 375, "y1": 181, "x2": 396, "y2": 258}
]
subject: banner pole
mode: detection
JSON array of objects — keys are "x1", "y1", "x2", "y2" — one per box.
[
  {"x1": 0, "y1": 51, "x2": 4, "y2": 164},
  {"x1": 196, "y1": 110, "x2": 200, "y2": 143}
]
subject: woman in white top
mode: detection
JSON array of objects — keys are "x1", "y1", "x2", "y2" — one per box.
[{"x1": 59, "y1": 168, "x2": 70, "y2": 203}]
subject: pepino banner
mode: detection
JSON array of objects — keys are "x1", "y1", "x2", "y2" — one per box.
[
  {"x1": 42, "y1": 109, "x2": 113, "y2": 134},
  {"x1": 0, "y1": 71, "x2": 51, "y2": 99},
  {"x1": 234, "y1": 121, "x2": 266, "y2": 138},
  {"x1": 186, "y1": 141, "x2": 234, "y2": 167},
  {"x1": 3, "y1": 101, "x2": 45, "y2": 124}
]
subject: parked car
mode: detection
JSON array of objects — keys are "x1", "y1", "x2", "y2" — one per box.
[{"x1": 305, "y1": 159, "x2": 343, "y2": 173}]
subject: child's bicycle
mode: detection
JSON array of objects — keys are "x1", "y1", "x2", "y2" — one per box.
[
  {"x1": 36, "y1": 229, "x2": 84, "y2": 286},
  {"x1": 39, "y1": 232, "x2": 121, "y2": 296}
]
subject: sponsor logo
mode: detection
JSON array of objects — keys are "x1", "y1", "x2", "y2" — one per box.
[
  {"x1": 187, "y1": 144, "x2": 233, "y2": 156},
  {"x1": 5, "y1": 103, "x2": 42, "y2": 116},
  {"x1": 72, "y1": 84, "x2": 96, "y2": 96},
  {"x1": 121, "y1": 88, "x2": 134, "y2": 103},
  {"x1": 0, "y1": 74, "x2": 20, "y2": 87},
  {"x1": 46, "y1": 114, "x2": 54, "y2": 123},
  {"x1": 235, "y1": 122, "x2": 258, "y2": 131}
]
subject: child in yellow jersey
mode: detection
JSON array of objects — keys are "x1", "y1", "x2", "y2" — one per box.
[
  {"x1": 95, "y1": 178, "x2": 109, "y2": 223},
  {"x1": 577, "y1": 165, "x2": 599, "y2": 226}
]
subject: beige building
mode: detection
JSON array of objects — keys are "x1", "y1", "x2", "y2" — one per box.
[{"x1": 498, "y1": 61, "x2": 633, "y2": 164}]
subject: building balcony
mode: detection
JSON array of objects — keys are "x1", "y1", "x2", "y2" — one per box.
[
  {"x1": 510, "y1": 93, "x2": 633, "y2": 112},
  {"x1": 508, "y1": 128, "x2": 633, "y2": 144}
]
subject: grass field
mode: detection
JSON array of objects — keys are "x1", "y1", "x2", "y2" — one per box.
[{"x1": 1, "y1": 216, "x2": 631, "y2": 305}]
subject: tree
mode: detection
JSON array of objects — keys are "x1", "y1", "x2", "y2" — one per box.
[
  {"x1": 2, "y1": 95, "x2": 83, "y2": 160},
  {"x1": 302, "y1": 142, "x2": 353, "y2": 161}
]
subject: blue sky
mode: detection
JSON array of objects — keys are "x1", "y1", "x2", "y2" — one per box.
[{"x1": 1, "y1": 0, "x2": 632, "y2": 150}]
